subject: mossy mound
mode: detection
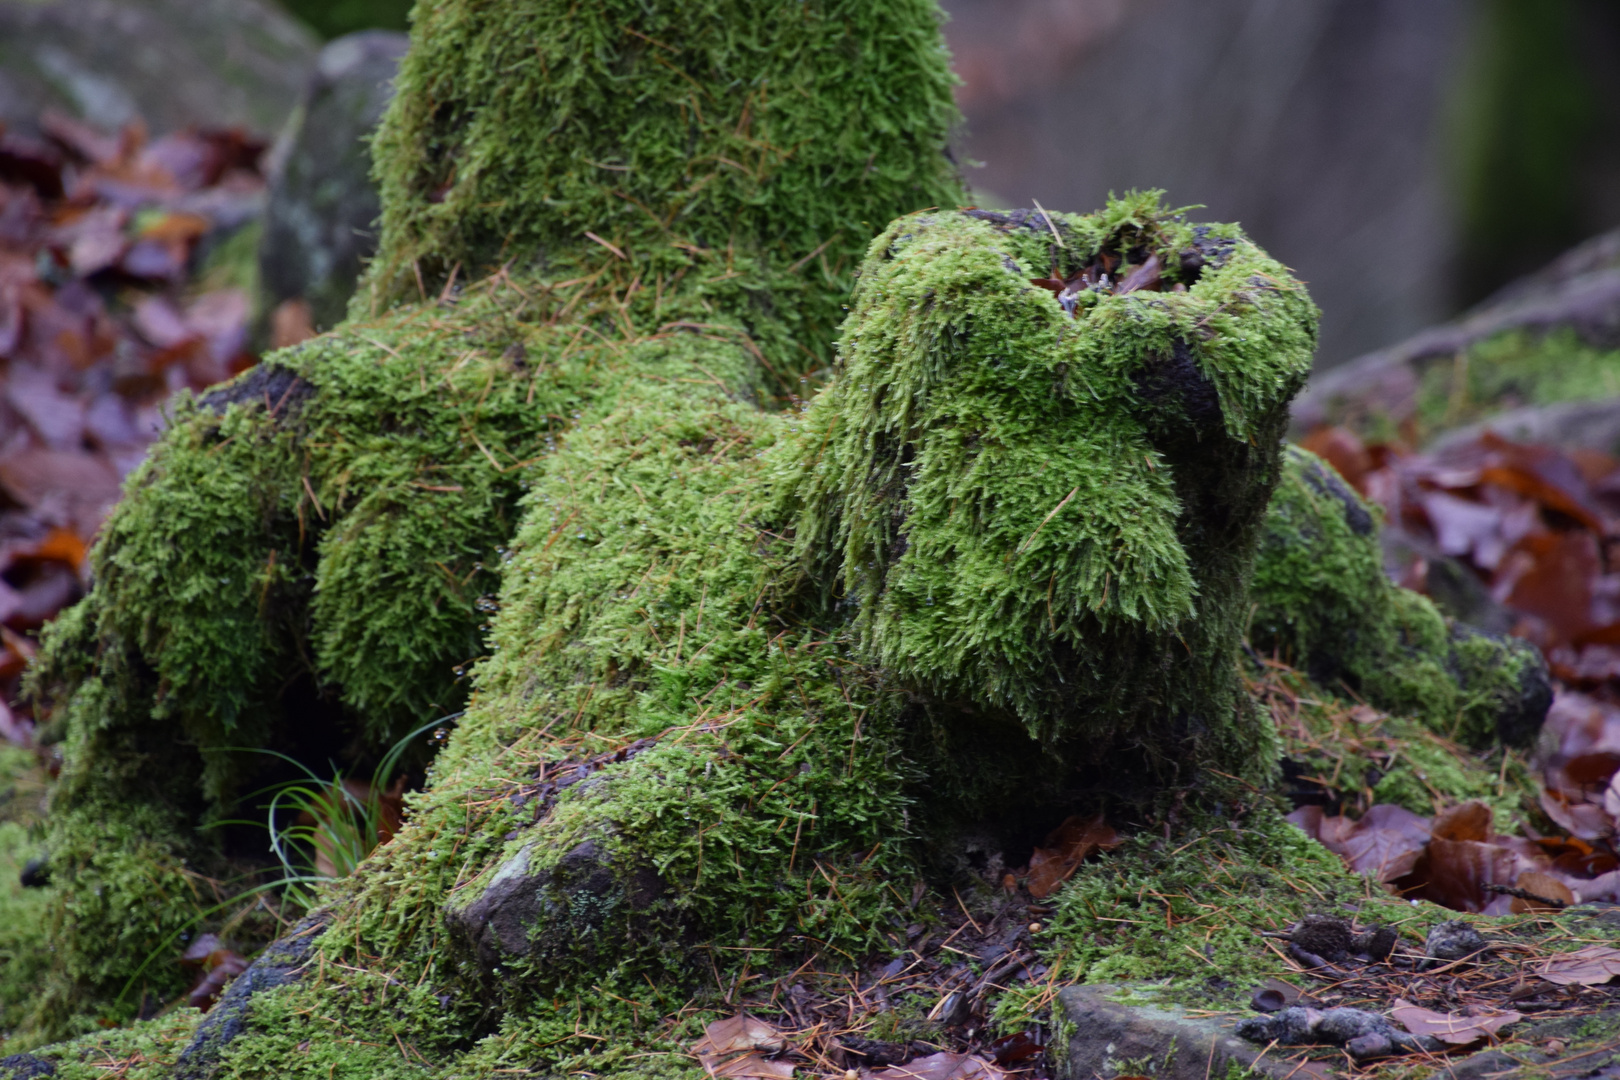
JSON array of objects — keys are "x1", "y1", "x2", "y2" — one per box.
[
  {"x1": 1250, "y1": 446, "x2": 1550, "y2": 749},
  {"x1": 782, "y1": 199, "x2": 1316, "y2": 790},
  {"x1": 363, "y1": 0, "x2": 963, "y2": 381},
  {"x1": 20, "y1": 0, "x2": 966, "y2": 1036},
  {"x1": 4, "y1": 0, "x2": 1558, "y2": 1068},
  {"x1": 18, "y1": 184, "x2": 1335, "y2": 1058}
]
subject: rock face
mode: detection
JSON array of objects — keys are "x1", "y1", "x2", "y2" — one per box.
[
  {"x1": 443, "y1": 839, "x2": 669, "y2": 973},
  {"x1": 0, "y1": 0, "x2": 316, "y2": 137},
  {"x1": 1292, "y1": 227, "x2": 1620, "y2": 443},
  {"x1": 170, "y1": 917, "x2": 327, "y2": 1080},
  {"x1": 258, "y1": 31, "x2": 409, "y2": 333}
]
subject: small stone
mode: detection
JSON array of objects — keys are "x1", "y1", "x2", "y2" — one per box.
[
  {"x1": 1425, "y1": 919, "x2": 1488, "y2": 962},
  {"x1": 1346, "y1": 1033, "x2": 1393, "y2": 1060}
]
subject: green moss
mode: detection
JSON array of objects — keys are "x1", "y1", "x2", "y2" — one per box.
[
  {"x1": 781, "y1": 195, "x2": 1316, "y2": 787},
  {"x1": 364, "y1": 0, "x2": 966, "y2": 387},
  {"x1": 1413, "y1": 328, "x2": 1620, "y2": 436},
  {"x1": 3, "y1": 1008, "x2": 200, "y2": 1079},
  {"x1": 19, "y1": 0, "x2": 1522, "y2": 1065},
  {"x1": 1264, "y1": 665, "x2": 1540, "y2": 827},
  {"x1": 1250, "y1": 446, "x2": 1548, "y2": 749},
  {"x1": 1044, "y1": 805, "x2": 1385, "y2": 991},
  {"x1": 194, "y1": 219, "x2": 263, "y2": 303},
  {"x1": 0, "y1": 820, "x2": 52, "y2": 1041},
  {"x1": 24, "y1": 296, "x2": 594, "y2": 1023},
  {"x1": 24, "y1": 0, "x2": 975, "y2": 1038}
]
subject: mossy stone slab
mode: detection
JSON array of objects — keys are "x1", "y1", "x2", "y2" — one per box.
[{"x1": 1057, "y1": 984, "x2": 1333, "y2": 1080}]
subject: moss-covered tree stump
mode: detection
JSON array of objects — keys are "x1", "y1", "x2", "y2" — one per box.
[{"x1": 7, "y1": 0, "x2": 1549, "y2": 1071}]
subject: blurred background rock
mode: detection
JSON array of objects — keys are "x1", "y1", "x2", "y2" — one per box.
[{"x1": 944, "y1": 0, "x2": 1620, "y2": 367}]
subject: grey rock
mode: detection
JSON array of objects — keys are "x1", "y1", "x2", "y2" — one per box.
[
  {"x1": 1293, "y1": 227, "x2": 1620, "y2": 438},
  {"x1": 1056, "y1": 984, "x2": 1334, "y2": 1080},
  {"x1": 258, "y1": 30, "x2": 408, "y2": 334},
  {"x1": 0, "y1": 0, "x2": 316, "y2": 137},
  {"x1": 171, "y1": 915, "x2": 327, "y2": 1080},
  {"x1": 1425, "y1": 919, "x2": 1488, "y2": 963},
  {"x1": 443, "y1": 837, "x2": 669, "y2": 976}
]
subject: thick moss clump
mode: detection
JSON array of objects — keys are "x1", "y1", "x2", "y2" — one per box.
[
  {"x1": 22, "y1": 0, "x2": 968, "y2": 1037},
  {"x1": 782, "y1": 198, "x2": 1317, "y2": 788},
  {"x1": 364, "y1": 0, "x2": 963, "y2": 380},
  {"x1": 1250, "y1": 446, "x2": 1550, "y2": 748},
  {"x1": 11, "y1": 0, "x2": 1548, "y2": 1066}
]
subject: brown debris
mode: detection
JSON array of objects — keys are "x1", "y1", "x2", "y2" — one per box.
[{"x1": 0, "y1": 108, "x2": 269, "y2": 744}]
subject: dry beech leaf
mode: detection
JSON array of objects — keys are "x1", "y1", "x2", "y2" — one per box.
[
  {"x1": 1510, "y1": 871, "x2": 1575, "y2": 913},
  {"x1": 693, "y1": 1016, "x2": 787, "y2": 1057},
  {"x1": 1540, "y1": 791, "x2": 1613, "y2": 842},
  {"x1": 1026, "y1": 814, "x2": 1120, "y2": 900},
  {"x1": 1391, "y1": 999, "x2": 1520, "y2": 1045},
  {"x1": 693, "y1": 1016, "x2": 792, "y2": 1080},
  {"x1": 705, "y1": 1056, "x2": 794, "y2": 1080},
  {"x1": 1538, "y1": 945, "x2": 1620, "y2": 986},
  {"x1": 1322, "y1": 804, "x2": 1433, "y2": 881},
  {"x1": 863, "y1": 1052, "x2": 1009, "y2": 1080},
  {"x1": 1431, "y1": 801, "x2": 1492, "y2": 843},
  {"x1": 1408, "y1": 838, "x2": 1529, "y2": 913}
]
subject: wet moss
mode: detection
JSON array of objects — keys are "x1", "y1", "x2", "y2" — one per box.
[
  {"x1": 364, "y1": 0, "x2": 965, "y2": 386},
  {"x1": 12, "y1": 0, "x2": 1548, "y2": 1064}
]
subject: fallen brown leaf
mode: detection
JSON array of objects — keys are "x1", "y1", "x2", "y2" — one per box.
[
  {"x1": 1538, "y1": 945, "x2": 1620, "y2": 986},
  {"x1": 1509, "y1": 870, "x2": 1575, "y2": 913},
  {"x1": 693, "y1": 1016, "x2": 792, "y2": 1080},
  {"x1": 1431, "y1": 801, "x2": 1492, "y2": 843},
  {"x1": 1026, "y1": 814, "x2": 1120, "y2": 899},
  {"x1": 863, "y1": 1052, "x2": 1009, "y2": 1080},
  {"x1": 1391, "y1": 999, "x2": 1520, "y2": 1045}
]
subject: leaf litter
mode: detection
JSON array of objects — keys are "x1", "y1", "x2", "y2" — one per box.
[
  {"x1": 2, "y1": 104, "x2": 274, "y2": 1015},
  {"x1": 1283, "y1": 425, "x2": 1620, "y2": 916},
  {"x1": 0, "y1": 108, "x2": 271, "y2": 752}
]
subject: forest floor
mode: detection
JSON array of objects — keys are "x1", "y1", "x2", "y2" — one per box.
[{"x1": 6, "y1": 110, "x2": 1620, "y2": 1079}]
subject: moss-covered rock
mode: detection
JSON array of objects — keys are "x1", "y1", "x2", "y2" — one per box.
[
  {"x1": 1292, "y1": 227, "x2": 1620, "y2": 446},
  {"x1": 781, "y1": 200, "x2": 1315, "y2": 790},
  {"x1": 20, "y1": 0, "x2": 964, "y2": 1039},
  {"x1": 8, "y1": 0, "x2": 1551, "y2": 1067},
  {"x1": 1251, "y1": 446, "x2": 1550, "y2": 749}
]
